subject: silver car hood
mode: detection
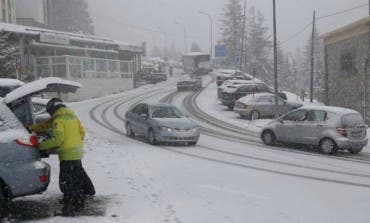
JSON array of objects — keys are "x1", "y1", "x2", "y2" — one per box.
[{"x1": 152, "y1": 117, "x2": 197, "y2": 129}]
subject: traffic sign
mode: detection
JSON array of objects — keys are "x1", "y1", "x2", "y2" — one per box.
[{"x1": 215, "y1": 44, "x2": 227, "y2": 58}]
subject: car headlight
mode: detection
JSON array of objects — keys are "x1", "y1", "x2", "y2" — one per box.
[
  {"x1": 192, "y1": 127, "x2": 198, "y2": 132},
  {"x1": 161, "y1": 127, "x2": 173, "y2": 132}
]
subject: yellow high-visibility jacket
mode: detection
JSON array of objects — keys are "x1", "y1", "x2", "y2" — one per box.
[{"x1": 29, "y1": 107, "x2": 85, "y2": 161}]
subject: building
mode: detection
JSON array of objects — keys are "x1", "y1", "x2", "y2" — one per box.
[
  {"x1": 322, "y1": 16, "x2": 370, "y2": 122},
  {"x1": 15, "y1": 0, "x2": 50, "y2": 28},
  {"x1": 0, "y1": 22, "x2": 144, "y2": 101},
  {"x1": 0, "y1": 0, "x2": 16, "y2": 23}
]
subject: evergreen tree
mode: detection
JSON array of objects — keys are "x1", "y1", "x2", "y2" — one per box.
[
  {"x1": 0, "y1": 32, "x2": 19, "y2": 78},
  {"x1": 244, "y1": 7, "x2": 272, "y2": 83},
  {"x1": 220, "y1": 0, "x2": 243, "y2": 65},
  {"x1": 190, "y1": 42, "x2": 201, "y2": 52},
  {"x1": 50, "y1": 0, "x2": 94, "y2": 35}
]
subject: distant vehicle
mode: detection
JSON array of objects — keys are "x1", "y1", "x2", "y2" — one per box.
[
  {"x1": 150, "y1": 72, "x2": 167, "y2": 84},
  {"x1": 217, "y1": 79, "x2": 261, "y2": 99},
  {"x1": 261, "y1": 106, "x2": 368, "y2": 154},
  {"x1": 0, "y1": 77, "x2": 82, "y2": 217},
  {"x1": 0, "y1": 78, "x2": 25, "y2": 97},
  {"x1": 177, "y1": 74, "x2": 202, "y2": 91},
  {"x1": 125, "y1": 103, "x2": 200, "y2": 145},
  {"x1": 234, "y1": 93, "x2": 302, "y2": 120},
  {"x1": 220, "y1": 83, "x2": 287, "y2": 110},
  {"x1": 215, "y1": 69, "x2": 255, "y2": 86}
]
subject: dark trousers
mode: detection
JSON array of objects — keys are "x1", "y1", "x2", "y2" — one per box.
[{"x1": 59, "y1": 160, "x2": 95, "y2": 213}]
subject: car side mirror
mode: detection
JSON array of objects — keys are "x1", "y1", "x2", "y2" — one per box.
[{"x1": 140, "y1": 113, "x2": 148, "y2": 119}]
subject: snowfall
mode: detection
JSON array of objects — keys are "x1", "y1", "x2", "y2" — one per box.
[{"x1": 8, "y1": 72, "x2": 370, "y2": 223}]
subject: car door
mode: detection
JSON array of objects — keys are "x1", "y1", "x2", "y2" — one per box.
[
  {"x1": 275, "y1": 109, "x2": 308, "y2": 143},
  {"x1": 255, "y1": 96, "x2": 274, "y2": 117},
  {"x1": 136, "y1": 104, "x2": 149, "y2": 135},
  {"x1": 299, "y1": 110, "x2": 328, "y2": 145},
  {"x1": 128, "y1": 104, "x2": 143, "y2": 133}
]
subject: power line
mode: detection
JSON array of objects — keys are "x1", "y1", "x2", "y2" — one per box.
[{"x1": 281, "y1": 3, "x2": 368, "y2": 44}]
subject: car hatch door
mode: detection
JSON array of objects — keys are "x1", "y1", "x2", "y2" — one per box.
[{"x1": 4, "y1": 77, "x2": 82, "y2": 105}]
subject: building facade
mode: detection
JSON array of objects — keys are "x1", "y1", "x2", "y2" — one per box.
[
  {"x1": 0, "y1": 23, "x2": 144, "y2": 101},
  {"x1": 0, "y1": 0, "x2": 15, "y2": 23},
  {"x1": 322, "y1": 16, "x2": 370, "y2": 122}
]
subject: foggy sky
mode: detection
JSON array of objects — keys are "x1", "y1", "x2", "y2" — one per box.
[{"x1": 87, "y1": 0, "x2": 369, "y2": 53}]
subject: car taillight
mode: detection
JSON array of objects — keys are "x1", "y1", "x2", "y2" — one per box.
[
  {"x1": 232, "y1": 95, "x2": 237, "y2": 102},
  {"x1": 337, "y1": 127, "x2": 348, "y2": 137},
  {"x1": 15, "y1": 135, "x2": 39, "y2": 148},
  {"x1": 39, "y1": 175, "x2": 48, "y2": 183}
]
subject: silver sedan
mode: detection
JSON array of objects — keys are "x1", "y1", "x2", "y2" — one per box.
[
  {"x1": 125, "y1": 103, "x2": 200, "y2": 145},
  {"x1": 234, "y1": 93, "x2": 302, "y2": 120}
]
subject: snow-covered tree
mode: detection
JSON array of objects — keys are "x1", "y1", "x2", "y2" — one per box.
[
  {"x1": 0, "y1": 32, "x2": 19, "y2": 78},
  {"x1": 190, "y1": 42, "x2": 201, "y2": 52},
  {"x1": 244, "y1": 7, "x2": 272, "y2": 83},
  {"x1": 50, "y1": 0, "x2": 94, "y2": 35},
  {"x1": 220, "y1": 0, "x2": 243, "y2": 65}
]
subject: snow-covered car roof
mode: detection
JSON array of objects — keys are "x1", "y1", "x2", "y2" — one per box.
[
  {"x1": 4, "y1": 77, "x2": 82, "y2": 104},
  {"x1": 300, "y1": 105, "x2": 360, "y2": 114},
  {"x1": 0, "y1": 78, "x2": 25, "y2": 87},
  {"x1": 237, "y1": 93, "x2": 274, "y2": 103}
]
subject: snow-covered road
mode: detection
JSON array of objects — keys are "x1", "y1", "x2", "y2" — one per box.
[{"x1": 14, "y1": 75, "x2": 370, "y2": 223}]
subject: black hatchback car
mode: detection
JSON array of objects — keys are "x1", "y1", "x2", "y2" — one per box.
[{"x1": 221, "y1": 83, "x2": 287, "y2": 110}]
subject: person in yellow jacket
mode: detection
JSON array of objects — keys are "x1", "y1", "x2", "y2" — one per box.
[{"x1": 28, "y1": 98, "x2": 95, "y2": 216}]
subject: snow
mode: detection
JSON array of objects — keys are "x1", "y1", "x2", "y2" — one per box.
[
  {"x1": 6, "y1": 73, "x2": 370, "y2": 222},
  {"x1": 4, "y1": 77, "x2": 82, "y2": 104},
  {"x1": 0, "y1": 78, "x2": 25, "y2": 87}
]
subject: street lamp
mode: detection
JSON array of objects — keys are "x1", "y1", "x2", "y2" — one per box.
[
  {"x1": 199, "y1": 11, "x2": 213, "y2": 58},
  {"x1": 174, "y1": 21, "x2": 188, "y2": 53}
]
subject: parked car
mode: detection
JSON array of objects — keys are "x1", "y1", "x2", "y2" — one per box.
[
  {"x1": 125, "y1": 102, "x2": 200, "y2": 145},
  {"x1": 260, "y1": 106, "x2": 368, "y2": 154},
  {"x1": 220, "y1": 83, "x2": 287, "y2": 110},
  {"x1": 217, "y1": 79, "x2": 261, "y2": 99},
  {"x1": 0, "y1": 78, "x2": 25, "y2": 98},
  {"x1": 234, "y1": 93, "x2": 302, "y2": 119},
  {"x1": 177, "y1": 74, "x2": 202, "y2": 91},
  {"x1": 0, "y1": 77, "x2": 82, "y2": 217},
  {"x1": 215, "y1": 69, "x2": 253, "y2": 86}
]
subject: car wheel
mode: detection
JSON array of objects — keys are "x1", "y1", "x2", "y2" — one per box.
[
  {"x1": 261, "y1": 130, "x2": 276, "y2": 146},
  {"x1": 250, "y1": 110, "x2": 261, "y2": 120},
  {"x1": 319, "y1": 138, "x2": 337, "y2": 155},
  {"x1": 349, "y1": 147, "x2": 363, "y2": 154},
  {"x1": 148, "y1": 129, "x2": 158, "y2": 145},
  {"x1": 126, "y1": 123, "x2": 135, "y2": 138},
  {"x1": 0, "y1": 186, "x2": 9, "y2": 219}
]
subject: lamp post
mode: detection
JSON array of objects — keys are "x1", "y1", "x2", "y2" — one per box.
[
  {"x1": 175, "y1": 21, "x2": 188, "y2": 53},
  {"x1": 199, "y1": 11, "x2": 213, "y2": 58}
]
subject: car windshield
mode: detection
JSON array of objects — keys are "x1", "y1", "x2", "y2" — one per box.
[
  {"x1": 151, "y1": 106, "x2": 183, "y2": 118},
  {"x1": 0, "y1": 86, "x2": 18, "y2": 98}
]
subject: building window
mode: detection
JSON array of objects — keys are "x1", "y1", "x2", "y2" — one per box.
[{"x1": 341, "y1": 52, "x2": 355, "y2": 72}]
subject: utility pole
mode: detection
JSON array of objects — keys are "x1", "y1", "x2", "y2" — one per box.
[
  {"x1": 273, "y1": 0, "x2": 279, "y2": 106},
  {"x1": 175, "y1": 21, "x2": 188, "y2": 53},
  {"x1": 199, "y1": 11, "x2": 213, "y2": 58},
  {"x1": 240, "y1": 0, "x2": 246, "y2": 70},
  {"x1": 310, "y1": 10, "x2": 316, "y2": 103}
]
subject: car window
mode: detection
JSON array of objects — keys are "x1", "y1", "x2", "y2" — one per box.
[
  {"x1": 132, "y1": 104, "x2": 144, "y2": 114},
  {"x1": 341, "y1": 113, "x2": 365, "y2": 127},
  {"x1": 309, "y1": 110, "x2": 327, "y2": 122},
  {"x1": 151, "y1": 106, "x2": 183, "y2": 118},
  {"x1": 256, "y1": 84, "x2": 269, "y2": 92},
  {"x1": 283, "y1": 110, "x2": 307, "y2": 122},
  {"x1": 258, "y1": 96, "x2": 274, "y2": 104},
  {"x1": 0, "y1": 102, "x2": 25, "y2": 131}
]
